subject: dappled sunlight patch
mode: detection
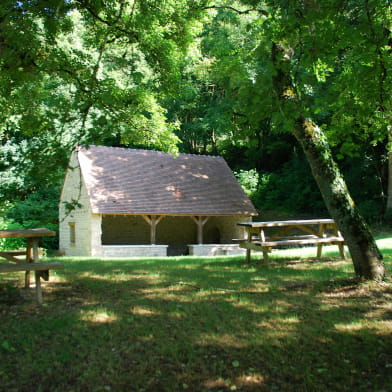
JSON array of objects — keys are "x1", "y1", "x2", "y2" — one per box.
[
  {"x1": 256, "y1": 315, "x2": 300, "y2": 336},
  {"x1": 80, "y1": 308, "x2": 118, "y2": 323},
  {"x1": 107, "y1": 272, "x2": 138, "y2": 281},
  {"x1": 229, "y1": 297, "x2": 270, "y2": 316},
  {"x1": 282, "y1": 315, "x2": 300, "y2": 324},
  {"x1": 130, "y1": 306, "x2": 160, "y2": 317},
  {"x1": 250, "y1": 276, "x2": 268, "y2": 282},
  {"x1": 273, "y1": 244, "x2": 348, "y2": 260},
  {"x1": 137, "y1": 286, "x2": 173, "y2": 295},
  {"x1": 203, "y1": 373, "x2": 266, "y2": 391},
  {"x1": 369, "y1": 320, "x2": 392, "y2": 334},
  {"x1": 197, "y1": 333, "x2": 247, "y2": 348},
  {"x1": 46, "y1": 274, "x2": 67, "y2": 283},
  {"x1": 235, "y1": 373, "x2": 266, "y2": 388},
  {"x1": 246, "y1": 286, "x2": 270, "y2": 294},
  {"x1": 284, "y1": 258, "x2": 350, "y2": 271},
  {"x1": 203, "y1": 377, "x2": 229, "y2": 390},
  {"x1": 334, "y1": 321, "x2": 363, "y2": 332},
  {"x1": 365, "y1": 303, "x2": 392, "y2": 320},
  {"x1": 166, "y1": 311, "x2": 184, "y2": 319},
  {"x1": 78, "y1": 270, "x2": 164, "y2": 284},
  {"x1": 322, "y1": 280, "x2": 392, "y2": 299},
  {"x1": 79, "y1": 272, "x2": 112, "y2": 280},
  {"x1": 136, "y1": 285, "x2": 199, "y2": 300}
]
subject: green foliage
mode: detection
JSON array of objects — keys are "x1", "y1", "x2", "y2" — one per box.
[
  {"x1": 234, "y1": 169, "x2": 259, "y2": 197},
  {"x1": 255, "y1": 156, "x2": 327, "y2": 215},
  {"x1": 341, "y1": 147, "x2": 387, "y2": 223},
  {"x1": 0, "y1": 0, "x2": 208, "y2": 233},
  {"x1": 0, "y1": 0, "x2": 208, "y2": 202},
  {"x1": 0, "y1": 187, "x2": 60, "y2": 250},
  {"x1": 0, "y1": 218, "x2": 25, "y2": 250}
]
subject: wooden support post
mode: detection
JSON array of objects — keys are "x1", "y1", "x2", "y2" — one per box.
[
  {"x1": 317, "y1": 223, "x2": 326, "y2": 258},
  {"x1": 25, "y1": 239, "x2": 32, "y2": 288},
  {"x1": 245, "y1": 227, "x2": 252, "y2": 263},
  {"x1": 333, "y1": 224, "x2": 346, "y2": 259},
  {"x1": 191, "y1": 216, "x2": 209, "y2": 244},
  {"x1": 142, "y1": 215, "x2": 164, "y2": 245},
  {"x1": 32, "y1": 239, "x2": 43, "y2": 304},
  {"x1": 260, "y1": 229, "x2": 269, "y2": 263}
]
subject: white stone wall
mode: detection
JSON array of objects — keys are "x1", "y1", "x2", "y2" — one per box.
[
  {"x1": 59, "y1": 151, "x2": 94, "y2": 256},
  {"x1": 188, "y1": 244, "x2": 245, "y2": 256},
  {"x1": 100, "y1": 245, "x2": 168, "y2": 258},
  {"x1": 90, "y1": 214, "x2": 103, "y2": 257}
]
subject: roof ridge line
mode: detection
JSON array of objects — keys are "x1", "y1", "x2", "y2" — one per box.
[{"x1": 78, "y1": 144, "x2": 223, "y2": 159}]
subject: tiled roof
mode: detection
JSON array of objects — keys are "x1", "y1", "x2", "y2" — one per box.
[{"x1": 77, "y1": 145, "x2": 257, "y2": 216}]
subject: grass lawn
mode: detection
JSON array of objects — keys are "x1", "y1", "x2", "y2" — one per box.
[{"x1": 0, "y1": 242, "x2": 391, "y2": 392}]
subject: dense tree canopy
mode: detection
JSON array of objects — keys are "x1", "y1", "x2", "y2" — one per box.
[{"x1": 1, "y1": 0, "x2": 206, "y2": 201}]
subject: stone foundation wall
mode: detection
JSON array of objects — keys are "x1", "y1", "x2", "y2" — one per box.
[
  {"x1": 188, "y1": 244, "x2": 245, "y2": 256},
  {"x1": 99, "y1": 245, "x2": 168, "y2": 258}
]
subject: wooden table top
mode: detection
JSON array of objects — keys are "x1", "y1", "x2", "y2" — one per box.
[
  {"x1": 238, "y1": 219, "x2": 335, "y2": 228},
  {"x1": 0, "y1": 228, "x2": 56, "y2": 239}
]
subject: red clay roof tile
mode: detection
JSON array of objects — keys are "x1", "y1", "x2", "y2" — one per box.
[{"x1": 77, "y1": 145, "x2": 257, "y2": 216}]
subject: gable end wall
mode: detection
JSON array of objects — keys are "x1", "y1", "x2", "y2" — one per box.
[{"x1": 59, "y1": 151, "x2": 97, "y2": 256}]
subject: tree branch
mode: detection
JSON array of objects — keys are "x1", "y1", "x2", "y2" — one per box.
[
  {"x1": 204, "y1": 5, "x2": 269, "y2": 17},
  {"x1": 76, "y1": 0, "x2": 139, "y2": 42}
]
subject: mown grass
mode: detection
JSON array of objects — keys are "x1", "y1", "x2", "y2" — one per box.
[{"x1": 0, "y1": 242, "x2": 391, "y2": 392}]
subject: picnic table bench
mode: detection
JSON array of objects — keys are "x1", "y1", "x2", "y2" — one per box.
[
  {"x1": 237, "y1": 219, "x2": 346, "y2": 262},
  {"x1": 0, "y1": 228, "x2": 63, "y2": 304}
]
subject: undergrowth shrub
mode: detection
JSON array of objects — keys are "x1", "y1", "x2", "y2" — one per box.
[{"x1": 253, "y1": 158, "x2": 327, "y2": 216}]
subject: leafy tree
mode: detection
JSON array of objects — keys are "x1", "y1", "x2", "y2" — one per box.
[
  {"x1": 0, "y1": 0, "x2": 206, "y2": 225},
  {"x1": 193, "y1": 1, "x2": 389, "y2": 280}
]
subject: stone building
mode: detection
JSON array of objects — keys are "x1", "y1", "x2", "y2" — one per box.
[{"x1": 59, "y1": 145, "x2": 257, "y2": 257}]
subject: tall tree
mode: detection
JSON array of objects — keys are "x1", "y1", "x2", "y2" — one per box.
[
  {"x1": 199, "y1": 1, "x2": 389, "y2": 280},
  {"x1": 0, "y1": 0, "x2": 206, "y2": 202}
]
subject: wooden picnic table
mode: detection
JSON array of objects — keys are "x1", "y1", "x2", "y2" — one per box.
[
  {"x1": 237, "y1": 219, "x2": 346, "y2": 262},
  {"x1": 0, "y1": 228, "x2": 63, "y2": 304}
]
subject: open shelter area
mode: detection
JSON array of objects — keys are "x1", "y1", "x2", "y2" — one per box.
[{"x1": 59, "y1": 146, "x2": 256, "y2": 258}]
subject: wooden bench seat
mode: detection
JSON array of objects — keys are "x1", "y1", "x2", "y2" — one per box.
[
  {"x1": 252, "y1": 236, "x2": 344, "y2": 248},
  {"x1": 235, "y1": 234, "x2": 322, "y2": 242},
  {"x1": 0, "y1": 250, "x2": 27, "y2": 256},
  {"x1": 0, "y1": 262, "x2": 63, "y2": 273},
  {"x1": 0, "y1": 249, "x2": 44, "y2": 263}
]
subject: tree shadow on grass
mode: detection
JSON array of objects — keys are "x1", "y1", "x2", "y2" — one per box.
[{"x1": 0, "y1": 256, "x2": 391, "y2": 392}]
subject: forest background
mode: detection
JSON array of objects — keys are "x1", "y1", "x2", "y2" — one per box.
[{"x1": 0, "y1": 0, "x2": 391, "y2": 252}]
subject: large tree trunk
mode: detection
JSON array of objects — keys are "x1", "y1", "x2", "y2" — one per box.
[
  {"x1": 271, "y1": 42, "x2": 386, "y2": 281},
  {"x1": 292, "y1": 119, "x2": 386, "y2": 280}
]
